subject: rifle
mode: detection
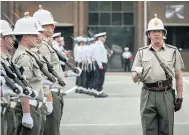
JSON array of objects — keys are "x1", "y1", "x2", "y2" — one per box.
[
  {"x1": 10, "y1": 62, "x2": 30, "y2": 87},
  {"x1": 0, "y1": 70, "x2": 20, "y2": 94},
  {"x1": 51, "y1": 45, "x2": 79, "y2": 74},
  {"x1": 42, "y1": 56, "x2": 66, "y2": 87},
  {"x1": 9, "y1": 62, "x2": 37, "y2": 98},
  {"x1": 1, "y1": 62, "x2": 31, "y2": 95},
  {"x1": 25, "y1": 50, "x2": 56, "y2": 83}
]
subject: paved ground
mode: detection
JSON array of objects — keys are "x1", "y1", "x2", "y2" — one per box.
[{"x1": 60, "y1": 73, "x2": 189, "y2": 135}]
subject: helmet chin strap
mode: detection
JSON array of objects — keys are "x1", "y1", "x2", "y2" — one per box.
[
  {"x1": 4, "y1": 37, "x2": 14, "y2": 49},
  {"x1": 27, "y1": 36, "x2": 38, "y2": 48}
]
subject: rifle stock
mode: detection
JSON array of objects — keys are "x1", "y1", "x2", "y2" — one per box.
[
  {"x1": 42, "y1": 56, "x2": 66, "y2": 87},
  {"x1": 25, "y1": 50, "x2": 56, "y2": 83},
  {"x1": 51, "y1": 46, "x2": 79, "y2": 74},
  {"x1": 1, "y1": 62, "x2": 30, "y2": 95}
]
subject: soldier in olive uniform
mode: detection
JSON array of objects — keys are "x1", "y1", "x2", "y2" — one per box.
[
  {"x1": 132, "y1": 14, "x2": 184, "y2": 135},
  {"x1": 0, "y1": 20, "x2": 19, "y2": 135},
  {"x1": 12, "y1": 14, "x2": 44, "y2": 135},
  {"x1": 0, "y1": 20, "x2": 16, "y2": 135},
  {"x1": 0, "y1": 19, "x2": 33, "y2": 135},
  {"x1": 33, "y1": 5, "x2": 67, "y2": 135}
]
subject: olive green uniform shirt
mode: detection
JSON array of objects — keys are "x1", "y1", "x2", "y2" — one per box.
[
  {"x1": 12, "y1": 45, "x2": 44, "y2": 100},
  {"x1": 37, "y1": 37, "x2": 66, "y2": 82},
  {"x1": 0, "y1": 52, "x2": 11, "y2": 104},
  {"x1": 132, "y1": 44, "x2": 185, "y2": 83}
]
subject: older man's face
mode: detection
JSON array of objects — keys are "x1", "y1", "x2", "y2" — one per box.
[{"x1": 149, "y1": 30, "x2": 164, "y2": 44}]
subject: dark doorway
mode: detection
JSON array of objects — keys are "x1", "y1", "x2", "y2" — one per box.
[{"x1": 165, "y1": 26, "x2": 189, "y2": 50}]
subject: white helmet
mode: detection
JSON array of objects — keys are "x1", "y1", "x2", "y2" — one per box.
[
  {"x1": 33, "y1": 5, "x2": 57, "y2": 26},
  {"x1": 145, "y1": 14, "x2": 167, "y2": 36},
  {"x1": 0, "y1": 20, "x2": 14, "y2": 36},
  {"x1": 14, "y1": 12, "x2": 40, "y2": 35},
  {"x1": 33, "y1": 17, "x2": 45, "y2": 32}
]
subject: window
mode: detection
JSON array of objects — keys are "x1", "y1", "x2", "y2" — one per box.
[
  {"x1": 112, "y1": 13, "x2": 122, "y2": 25},
  {"x1": 99, "y1": 1, "x2": 111, "y2": 11},
  {"x1": 112, "y1": 1, "x2": 122, "y2": 11},
  {"x1": 88, "y1": 13, "x2": 99, "y2": 25},
  {"x1": 88, "y1": 1, "x2": 99, "y2": 11},
  {"x1": 123, "y1": 13, "x2": 133, "y2": 25},
  {"x1": 122, "y1": 1, "x2": 134, "y2": 12},
  {"x1": 100, "y1": 13, "x2": 111, "y2": 25}
]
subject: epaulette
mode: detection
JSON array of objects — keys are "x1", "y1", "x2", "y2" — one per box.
[
  {"x1": 165, "y1": 44, "x2": 177, "y2": 50},
  {"x1": 14, "y1": 52, "x2": 29, "y2": 64},
  {"x1": 139, "y1": 46, "x2": 148, "y2": 51}
]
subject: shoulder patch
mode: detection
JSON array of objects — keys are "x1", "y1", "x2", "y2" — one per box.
[
  {"x1": 139, "y1": 46, "x2": 148, "y2": 50},
  {"x1": 14, "y1": 52, "x2": 29, "y2": 64},
  {"x1": 165, "y1": 44, "x2": 177, "y2": 50}
]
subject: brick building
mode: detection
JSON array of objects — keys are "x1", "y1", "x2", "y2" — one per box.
[{"x1": 1, "y1": 1, "x2": 189, "y2": 71}]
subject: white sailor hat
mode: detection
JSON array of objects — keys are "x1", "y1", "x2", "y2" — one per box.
[
  {"x1": 124, "y1": 47, "x2": 129, "y2": 51},
  {"x1": 88, "y1": 37, "x2": 95, "y2": 42},
  {"x1": 74, "y1": 36, "x2": 84, "y2": 42},
  {"x1": 52, "y1": 32, "x2": 61, "y2": 38},
  {"x1": 94, "y1": 32, "x2": 106, "y2": 38}
]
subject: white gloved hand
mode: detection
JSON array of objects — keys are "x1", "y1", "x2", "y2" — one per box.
[
  {"x1": 22, "y1": 113, "x2": 33, "y2": 129},
  {"x1": 1, "y1": 84, "x2": 18, "y2": 97},
  {"x1": 133, "y1": 67, "x2": 143, "y2": 76},
  {"x1": 45, "y1": 101, "x2": 53, "y2": 115},
  {"x1": 67, "y1": 67, "x2": 82, "y2": 77}
]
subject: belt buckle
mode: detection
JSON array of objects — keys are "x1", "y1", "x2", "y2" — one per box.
[{"x1": 157, "y1": 81, "x2": 163, "y2": 88}]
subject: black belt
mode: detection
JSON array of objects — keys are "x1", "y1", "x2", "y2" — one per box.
[{"x1": 144, "y1": 80, "x2": 170, "y2": 88}]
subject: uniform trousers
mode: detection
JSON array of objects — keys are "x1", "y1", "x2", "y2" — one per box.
[
  {"x1": 123, "y1": 58, "x2": 131, "y2": 72},
  {"x1": 44, "y1": 92, "x2": 64, "y2": 135},
  {"x1": 87, "y1": 63, "x2": 96, "y2": 90},
  {"x1": 1, "y1": 105, "x2": 7, "y2": 135},
  {"x1": 6, "y1": 105, "x2": 17, "y2": 135},
  {"x1": 140, "y1": 87, "x2": 174, "y2": 135},
  {"x1": 40, "y1": 104, "x2": 47, "y2": 135},
  {"x1": 95, "y1": 62, "x2": 107, "y2": 92},
  {"x1": 15, "y1": 103, "x2": 42, "y2": 135},
  {"x1": 82, "y1": 66, "x2": 88, "y2": 89}
]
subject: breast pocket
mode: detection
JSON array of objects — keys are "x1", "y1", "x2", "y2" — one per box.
[
  {"x1": 142, "y1": 55, "x2": 154, "y2": 69},
  {"x1": 161, "y1": 56, "x2": 173, "y2": 67},
  {"x1": 33, "y1": 62, "x2": 42, "y2": 78}
]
